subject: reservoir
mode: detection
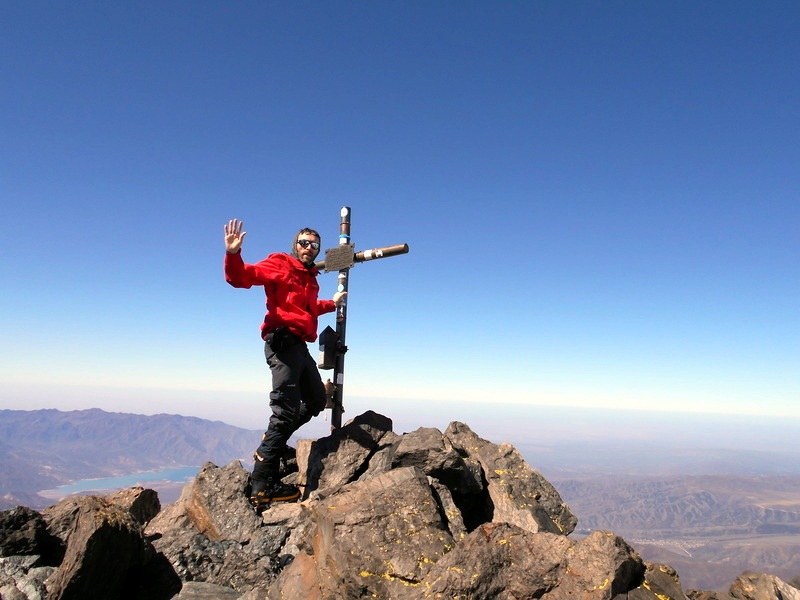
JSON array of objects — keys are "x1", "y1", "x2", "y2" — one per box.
[{"x1": 40, "y1": 465, "x2": 200, "y2": 498}]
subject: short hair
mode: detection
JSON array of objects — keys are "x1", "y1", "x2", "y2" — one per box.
[{"x1": 291, "y1": 228, "x2": 321, "y2": 259}]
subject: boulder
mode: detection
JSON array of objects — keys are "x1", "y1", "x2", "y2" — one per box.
[
  {"x1": 265, "y1": 552, "x2": 322, "y2": 600},
  {"x1": 414, "y1": 522, "x2": 572, "y2": 599},
  {"x1": 355, "y1": 430, "x2": 402, "y2": 481},
  {"x1": 0, "y1": 506, "x2": 62, "y2": 564},
  {"x1": 145, "y1": 413, "x2": 590, "y2": 600},
  {"x1": 146, "y1": 460, "x2": 297, "y2": 592},
  {"x1": 184, "y1": 460, "x2": 261, "y2": 543},
  {"x1": 42, "y1": 486, "x2": 158, "y2": 546},
  {"x1": 630, "y1": 563, "x2": 690, "y2": 600},
  {"x1": 688, "y1": 572, "x2": 800, "y2": 600},
  {"x1": 271, "y1": 466, "x2": 455, "y2": 599},
  {"x1": 301, "y1": 410, "x2": 393, "y2": 497},
  {"x1": 172, "y1": 580, "x2": 241, "y2": 599},
  {"x1": 103, "y1": 487, "x2": 160, "y2": 526},
  {"x1": 392, "y1": 427, "x2": 483, "y2": 497},
  {"x1": 258, "y1": 500, "x2": 313, "y2": 560},
  {"x1": 555, "y1": 529, "x2": 645, "y2": 598},
  {"x1": 444, "y1": 421, "x2": 577, "y2": 535},
  {"x1": 0, "y1": 554, "x2": 56, "y2": 600},
  {"x1": 427, "y1": 476, "x2": 468, "y2": 541},
  {"x1": 2, "y1": 491, "x2": 178, "y2": 600},
  {"x1": 729, "y1": 571, "x2": 800, "y2": 600},
  {"x1": 43, "y1": 495, "x2": 149, "y2": 599},
  {"x1": 414, "y1": 524, "x2": 644, "y2": 600}
]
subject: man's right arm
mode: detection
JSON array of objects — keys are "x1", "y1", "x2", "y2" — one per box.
[
  {"x1": 224, "y1": 219, "x2": 251, "y2": 288},
  {"x1": 224, "y1": 219, "x2": 247, "y2": 254},
  {"x1": 224, "y1": 250, "x2": 252, "y2": 288}
]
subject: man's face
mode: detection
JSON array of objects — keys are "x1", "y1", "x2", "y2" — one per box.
[{"x1": 296, "y1": 233, "x2": 321, "y2": 265}]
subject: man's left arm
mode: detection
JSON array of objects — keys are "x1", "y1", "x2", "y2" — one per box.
[{"x1": 317, "y1": 291, "x2": 346, "y2": 315}]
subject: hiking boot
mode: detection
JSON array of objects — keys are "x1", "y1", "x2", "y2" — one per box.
[{"x1": 249, "y1": 479, "x2": 301, "y2": 508}]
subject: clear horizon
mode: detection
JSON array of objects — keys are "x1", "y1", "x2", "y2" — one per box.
[{"x1": 4, "y1": 391, "x2": 800, "y2": 459}]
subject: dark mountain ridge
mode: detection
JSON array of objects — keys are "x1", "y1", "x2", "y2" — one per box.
[{"x1": 0, "y1": 408, "x2": 258, "y2": 509}]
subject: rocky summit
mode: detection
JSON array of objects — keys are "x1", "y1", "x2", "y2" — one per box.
[{"x1": 1, "y1": 411, "x2": 798, "y2": 600}]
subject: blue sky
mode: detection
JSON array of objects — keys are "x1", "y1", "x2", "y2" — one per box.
[{"x1": 1, "y1": 2, "x2": 798, "y2": 434}]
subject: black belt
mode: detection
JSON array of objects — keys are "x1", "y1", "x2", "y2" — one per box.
[{"x1": 265, "y1": 327, "x2": 303, "y2": 351}]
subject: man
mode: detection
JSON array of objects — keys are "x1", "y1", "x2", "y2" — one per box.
[{"x1": 223, "y1": 218, "x2": 345, "y2": 507}]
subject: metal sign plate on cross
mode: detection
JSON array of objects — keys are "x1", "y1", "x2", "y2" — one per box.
[
  {"x1": 322, "y1": 244, "x2": 355, "y2": 272},
  {"x1": 316, "y1": 206, "x2": 409, "y2": 429}
]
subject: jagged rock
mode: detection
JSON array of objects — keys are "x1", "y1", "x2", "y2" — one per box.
[
  {"x1": 688, "y1": 578, "x2": 800, "y2": 600},
  {"x1": 301, "y1": 410, "x2": 393, "y2": 497},
  {"x1": 185, "y1": 460, "x2": 262, "y2": 542},
  {"x1": 414, "y1": 522, "x2": 572, "y2": 599},
  {"x1": 0, "y1": 507, "x2": 45, "y2": 557},
  {"x1": 145, "y1": 476, "x2": 196, "y2": 534},
  {"x1": 444, "y1": 421, "x2": 578, "y2": 535},
  {"x1": 686, "y1": 571, "x2": 800, "y2": 600},
  {"x1": 271, "y1": 466, "x2": 455, "y2": 599},
  {"x1": 43, "y1": 495, "x2": 149, "y2": 599},
  {"x1": 413, "y1": 525, "x2": 644, "y2": 600},
  {"x1": 41, "y1": 498, "x2": 87, "y2": 546},
  {"x1": 9, "y1": 410, "x2": 794, "y2": 600},
  {"x1": 392, "y1": 427, "x2": 484, "y2": 497},
  {"x1": 0, "y1": 554, "x2": 56, "y2": 600},
  {"x1": 555, "y1": 529, "x2": 644, "y2": 597},
  {"x1": 148, "y1": 414, "x2": 583, "y2": 599},
  {"x1": 146, "y1": 460, "x2": 295, "y2": 592},
  {"x1": 728, "y1": 571, "x2": 800, "y2": 600},
  {"x1": 156, "y1": 529, "x2": 274, "y2": 591},
  {"x1": 1, "y1": 493, "x2": 177, "y2": 600},
  {"x1": 0, "y1": 506, "x2": 61, "y2": 564},
  {"x1": 258, "y1": 500, "x2": 313, "y2": 560},
  {"x1": 427, "y1": 476, "x2": 468, "y2": 541},
  {"x1": 103, "y1": 487, "x2": 161, "y2": 526},
  {"x1": 352, "y1": 424, "x2": 483, "y2": 536},
  {"x1": 173, "y1": 580, "x2": 241, "y2": 598},
  {"x1": 629, "y1": 562, "x2": 690, "y2": 600},
  {"x1": 355, "y1": 430, "x2": 402, "y2": 481},
  {"x1": 41, "y1": 486, "x2": 158, "y2": 547},
  {"x1": 264, "y1": 552, "x2": 320, "y2": 600}
]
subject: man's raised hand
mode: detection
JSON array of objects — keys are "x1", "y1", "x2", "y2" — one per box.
[{"x1": 224, "y1": 219, "x2": 247, "y2": 254}]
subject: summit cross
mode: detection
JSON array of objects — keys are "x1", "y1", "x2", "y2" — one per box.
[{"x1": 315, "y1": 206, "x2": 409, "y2": 429}]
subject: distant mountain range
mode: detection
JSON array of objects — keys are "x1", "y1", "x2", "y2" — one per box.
[
  {"x1": 0, "y1": 408, "x2": 259, "y2": 510},
  {"x1": 1, "y1": 407, "x2": 799, "y2": 592},
  {"x1": 552, "y1": 474, "x2": 800, "y2": 590},
  {"x1": 557, "y1": 475, "x2": 800, "y2": 537}
]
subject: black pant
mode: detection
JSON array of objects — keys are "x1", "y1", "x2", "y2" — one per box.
[{"x1": 252, "y1": 334, "x2": 326, "y2": 483}]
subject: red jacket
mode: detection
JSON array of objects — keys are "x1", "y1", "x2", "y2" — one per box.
[{"x1": 225, "y1": 251, "x2": 336, "y2": 342}]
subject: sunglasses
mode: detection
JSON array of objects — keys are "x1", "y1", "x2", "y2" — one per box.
[{"x1": 297, "y1": 239, "x2": 320, "y2": 250}]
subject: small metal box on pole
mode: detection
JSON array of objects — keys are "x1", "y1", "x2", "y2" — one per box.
[{"x1": 317, "y1": 326, "x2": 339, "y2": 370}]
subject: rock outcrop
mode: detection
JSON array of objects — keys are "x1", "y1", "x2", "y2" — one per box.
[
  {"x1": 687, "y1": 571, "x2": 800, "y2": 600},
  {"x1": 1, "y1": 411, "x2": 798, "y2": 599},
  {"x1": 1, "y1": 486, "x2": 178, "y2": 600}
]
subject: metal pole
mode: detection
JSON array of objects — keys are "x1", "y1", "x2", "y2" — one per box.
[
  {"x1": 354, "y1": 244, "x2": 409, "y2": 263},
  {"x1": 331, "y1": 207, "x2": 351, "y2": 429}
]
